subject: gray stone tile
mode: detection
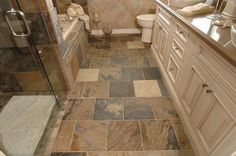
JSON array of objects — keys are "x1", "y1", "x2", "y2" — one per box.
[
  {"x1": 94, "y1": 98, "x2": 123, "y2": 120},
  {"x1": 140, "y1": 120, "x2": 180, "y2": 150},
  {"x1": 111, "y1": 56, "x2": 129, "y2": 67},
  {"x1": 129, "y1": 56, "x2": 153, "y2": 67},
  {"x1": 124, "y1": 98, "x2": 154, "y2": 120},
  {"x1": 121, "y1": 68, "x2": 144, "y2": 80},
  {"x1": 80, "y1": 58, "x2": 91, "y2": 68},
  {"x1": 157, "y1": 79, "x2": 169, "y2": 96},
  {"x1": 99, "y1": 68, "x2": 121, "y2": 81},
  {"x1": 109, "y1": 81, "x2": 134, "y2": 97},
  {"x1": 90, "y1": 58, "x2": 111, "y2": 68},
  {"x1": 142, "y1": 67, "x2": 162, "y2": 80}
]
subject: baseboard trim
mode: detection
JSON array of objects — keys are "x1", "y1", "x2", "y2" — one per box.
[{"x1": 91, "y1": 28, "x2": 141, "y2": 36}]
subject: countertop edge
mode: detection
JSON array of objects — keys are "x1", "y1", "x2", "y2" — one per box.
[{"x1": 155, "y1": 0, "x2": 236, "y2": 68}]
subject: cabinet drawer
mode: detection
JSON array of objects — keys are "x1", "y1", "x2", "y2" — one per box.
[
  {"x1": 157, "y1": 6, "x2": 171, "y2": 26},
  {"x1": 174, "y1": 22, "x2": 189, "y2": 44},
  {"x1": 167, "y1": 55, "x2": 181, "y2": 84},
  {"x1": 171, "y1": 39, "x2": 185, "y2": 63}
]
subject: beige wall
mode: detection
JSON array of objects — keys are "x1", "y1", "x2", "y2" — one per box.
[
  {"x1": 88, "y1": 0, "x2": 156, "y2": 29},
  {"x1": 54, "y1": 0, "x2": 156, "y2": 29}
]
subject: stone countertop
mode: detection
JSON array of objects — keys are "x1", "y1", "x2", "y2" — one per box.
[{"x1": 156, "y1": 0, "x2": 236, "y2": 67}]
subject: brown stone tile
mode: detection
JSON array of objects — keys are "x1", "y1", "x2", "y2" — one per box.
[
  {"x1": 151, "y1": 97, "x2": 178, "y2": 119},
  {"x1": 95, "y1": 42, "x2": 111, "y2": 49},
  {"x1": 124, "y1": 98, "x2": 154, "y2": 120},
  {"x1": 102, "y1": 50, "x2": 120, "y2": 57},
  {"x1": 172, "y1": 119, "x2": 193, "y2": 150},
  {"x1": 71, "y1": 121, "x2": 107, "y2": 151},
  {"x1": 77, "y1": 69, "x2": 100, "y2": 82},
  {"x1": 140, "y1": 120, "x2": 180, "y2": 150},
  {"x1": 107, "y1": 121, "x2": 142, "y2": 151},
  {"x1": 50, "y1": 152, "x2": 87, "y2": 156},
  {"x1": 99, "y1": 68, "x2": 121, "y2": 81},
  {"x1": 111, "y1": 41, "x2": 128, "y2": 49},
  {"x1": 127, "y1": 41, "x2": 144, "y2": 49},
  {"x1": 52, "y1": 120, "x2": 76, "y2": 152},
  {"x1": 109, "y1": 81, "x2": 134, "y2": 97},
  {"x1": 63, "y1": 99, "x2": 95, "y2": 120},
  {"x1": 119, "y1": 49, "x2": 139, "y2": 57},
  {"x1": 90, "y1": 58, "x2": 111, "y2": 68},
  {"x1": 129, "y1": 56, "x2": 154, "y2": 67},
  {"x1": 88, "y1": 151, "x2": 125, "y2": 156},
  {"x1": 83, "y1": 81, "x2": 109, "y2": 98},
  {"x1": 125, "y1": 151, "x2": 180, "y2": 156},
  {"x1": 69, "y1": 82, "x2": 85, "y2": 99}
]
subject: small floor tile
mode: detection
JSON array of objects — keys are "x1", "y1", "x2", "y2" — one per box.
[
  {"x1": 140, "y1": 120, "x2": 180, "y2": 150},
  {"x1": 63, "y1": 99, "x2": 95, "y2": 120},
  {"x1": 109, "y1": 81, "x2": 134, "y2": 97},
  {"x1": 71, "y1": 121, "x2": 107, "y2": 151},
  {"x1": 94, "y1": 98, "x2": 123, "y2": 120},
  {"x1": 88, "y1": 151, "x2": 125, "y2": 156},
  {"x1": 121, "y1": 68, "x2": 144, "y2": 80},
  {"x1": 50, "y1": 152, "x2": 87, "y2": 156},
  {"x1": 127, "y1": 41, "x2": 144, "y2": 49},
  {"x1": 99, "y1": 68, "x2": 121, "y2": 81},
  {"x1": 77, "y1": 69, "x2": 99, "y2": 82},
  {"x1": 107, "y1": 121, "x2": 142, "y2": 151},
  {"x1": 52, "y1": 120, "x2": 76, "y2": 152},
  {"x1": 142, "y1": 67, "x2": 162, "y2": 80},
  {"x1": 151, "y1": 97, "x2": 178, "y2": 119},
  {"x1": 134, "y1": 80, "x2": 161, "y2": 97},
  {"x1": 83, "y1": 81, "x2": 109, "y2": 98},
  {"x1": 124, "y1": 98, "x2": 154, "y2": 120},
  {"x1": 172, "y1": 119, "x2": 193, "y2": 150}
]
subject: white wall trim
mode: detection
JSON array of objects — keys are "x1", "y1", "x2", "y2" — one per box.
[{"x1": 91, "y1": 28, "x2": 141, "y2": 36}]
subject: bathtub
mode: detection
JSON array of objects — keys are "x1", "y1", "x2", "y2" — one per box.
[{"x1": 58, "y1": 14, "x2": 79, "y2": 39}]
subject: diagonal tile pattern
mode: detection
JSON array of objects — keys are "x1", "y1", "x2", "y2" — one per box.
[{"x1": 50, "y1": 35, "x2": 195, "y2": 156}]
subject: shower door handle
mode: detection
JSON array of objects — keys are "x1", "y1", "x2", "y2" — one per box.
[{"x1": 4, "y1": 8, "x2": 31, "y2": 37}]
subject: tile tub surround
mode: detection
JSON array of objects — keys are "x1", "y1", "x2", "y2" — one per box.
[{"x1": 46, "y1": 35, "x2": 194, "y2": 155}]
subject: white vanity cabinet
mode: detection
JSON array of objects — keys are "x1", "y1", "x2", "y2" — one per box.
[{"x1": 152, "y1": 4, "x2": 236, "y2": 156}]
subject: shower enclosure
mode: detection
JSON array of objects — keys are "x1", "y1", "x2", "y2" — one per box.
[{"x1": 0, "y1": 0, "x2": 66, "y2": 155}]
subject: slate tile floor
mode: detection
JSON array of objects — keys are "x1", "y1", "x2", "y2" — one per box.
[{"x1": 51, "y1": 35, "x2": 195, "y2": 156}]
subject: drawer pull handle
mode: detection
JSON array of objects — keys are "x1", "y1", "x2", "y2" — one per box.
[
  {"x1": 175, "y1": 47, "x2": 179, "y2": 50},
  {"x1": 169, "y1": 68, "x2": 174, "y2": 71},
  {"x1": 202, "y1": 84, "x2": 208, "y2": 88},
  {"x1": 206, "y1": 90, "x2": 213, "y2": 94},
  {"x1": 179, "y1": 31, "x2": 184, "y2": 34}
]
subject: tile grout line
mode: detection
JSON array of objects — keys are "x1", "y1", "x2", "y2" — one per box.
[
  {"x1": 149, "y1": 98, "x2": 157, "y2": 120},
  {"x1": 68, "y1": 120, "x2": 77, "y2": 151},
  {"x1": 138, "y1": 121, "x2": 144, "y2": 151}
]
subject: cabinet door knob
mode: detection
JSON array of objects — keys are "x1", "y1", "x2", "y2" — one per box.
[
  {"x1": 169, "y1": 68, "x2": 174, "y2": 71},
  {"x1": 206, "y1": 90, "x2": 213, "y2": 93},
  {"x1": 179, "y1": 31, "x2": 184, "y2": 34},
  {"x1": 175, "y1": 47, "x2": 179, "y2": 50},
  {"x1": 202, "y1": 83, "x2": 208, "y2": 88}
]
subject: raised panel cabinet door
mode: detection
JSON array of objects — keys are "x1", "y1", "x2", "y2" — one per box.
[
  {"x1": 153, "y1": 21, "x2": 162, "y2": 54},
  {"x1": 158, "y1": 24, "x2": 169, "y2": 66},
  {"x1": 180, "y1": 65, "x2": 206, "y2": 116}
]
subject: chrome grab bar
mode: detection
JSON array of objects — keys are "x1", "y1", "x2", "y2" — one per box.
[{"x1": 4, "y1": 8, "x2": 31, "y2": 37}]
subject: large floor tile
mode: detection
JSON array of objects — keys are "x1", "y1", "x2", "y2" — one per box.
[
  {"x1": 172, "y1": 119, "x2": 192, "y2": 150},
  {"x1": 90, "y1": 58, "x2": 111, "y2": 68},
  {"x1": 71, "y1": 121, "x2": 107, "y2": 151},
  {"x1": 68, "y1": 82, "x2": 85, "y2": 99},
  {"x1": 77, "y1": 69, "x2": 100, "y2": 82},
  {"x1": 129, "y1": 56, "x2": 155, "y2": 67},
  {"x1": 134, "y1": 80, "x2": 161, "y2": 97},
  {"x1": 50, "y1": 152, "x2": 87, "y2": 156},
  {"x1": 109, "y1": 81, "x2": 134, "y2": 97},
  {"x1": 63, "y1": 99, "x2": 95, "y2": 120},
  {"x1": 101, "y1": 50, "x2": 120, "y2": 57},
  {"x1": 121, "y1": 68, "x2": 144, "y2": 80},
  {"x1": 119, "y1": 49, "x2": 139, "y2": 56},
  {"x1": 140, "y1": 120, "x2": 180, "y2": 150},
  {"x1": 88, "y1": 151, "x2": 125, "y2": 156},
  {"x1": 124, "y1": 98, "x2": 154, "y2": 120},
  {"x1": 83, "y1": 82, "x2": 109, "y2": 98},
  {"x1": 94, "y1": 98, "x2": 123, "y2": 120},
  {"x1": 107, "y1": 121, "x2": 142, "y2": 151},
  {"x1": 111, "y1": 57, "x2": 129, "y2": 67},
  {"x1": 99, "y1": 68, "x2": 121, "y2": 81},
  {"x1": 151, "y1": 97, "x2": 178, "y2": 119},
  {"x1": 52, "y1": 120, "x2": 76, "y2": 151},
  {"x1": 142, "y1": 67, "x2": 162, "y2": 80}
]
